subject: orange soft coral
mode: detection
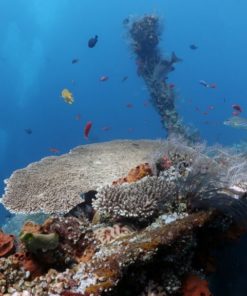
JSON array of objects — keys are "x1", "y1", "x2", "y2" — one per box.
[
  {"x1": 182, "y1": 274, "x2": 212, "y2": 296},
  {"x1": 112, "y1": 163, "x2": 152, "y2": 185},
  {"x1": 0, "y1": 231, "x2": 15, "y2": 257}
]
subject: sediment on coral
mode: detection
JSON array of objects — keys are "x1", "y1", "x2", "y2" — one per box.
[{"x1": 125, "y1": 15, "x2": 199, "y2": 143}]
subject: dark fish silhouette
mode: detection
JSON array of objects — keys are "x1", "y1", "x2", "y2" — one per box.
[
  {"x1": 24, "y1": 128, "x2": 32, "y2": 135},
  {"x1": 88, "y1": 35, "x2": 98, "y2": 48},
  {"x1": 190, "y1": 44, "x2": 198, "y2": 50},
  {"x1": 153, "y1": 52, "x2": 182, "y2": 81},
  {"x1": 72, "y1": 59, "x2": 79, "y2": 64}
]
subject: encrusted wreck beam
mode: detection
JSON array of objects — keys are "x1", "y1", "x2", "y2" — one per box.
[
  {"x1": 126, "y1": 15, "x2": 199, "y2": 142},
  {"x1": 83, "y1": 211, "x2": 214, "y2": 295}
]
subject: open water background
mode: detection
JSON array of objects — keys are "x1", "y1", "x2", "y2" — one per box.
[{"x1": 0, "y1": 2, "x2": 247, "y2": 293}]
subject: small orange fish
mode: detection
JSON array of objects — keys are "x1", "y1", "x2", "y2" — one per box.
[
  {"x1": 49, "y1": 147, "x2": 60, "y2": 154},
  {"x1": 99, "y1": 75, "x2": 109, "y2": 82}
]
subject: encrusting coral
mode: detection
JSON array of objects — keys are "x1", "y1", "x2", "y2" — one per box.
[
  {"x1": 0, "y1": 230, "x2": 15, "y2": 257},
  {"x1": 182, "y1": 274, "x2": 212, "y2": 296},
  {"x1": 112, "y1": 162, "x2": 153, "y2": 185}
]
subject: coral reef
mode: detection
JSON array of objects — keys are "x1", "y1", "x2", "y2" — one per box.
[
  {"x1": 93, "y1": 224, "x2": 134, "y2": 245},
  {"x1": 0, "y1": 139, "x2": 247, "y2": 294},
  {"x1": 125, "y1": 15, "x2": 199, "y2": 142},
  {"x1": 20, "y1": 232, "x2": 59, "y2": 254},
  {"x1": 0, "y1": 231, "x2": 15, "y2": 257},
  {"x1": 1, "y1": 140, "x2": 165, "y2": 214},
  {"x1": 93, "y1": 175, "x2": 177, "y2": 223},
  {"x1": 182, "y1": 274, "x2": 212, "y2": 296},
  {"x1": 112, "y1": 162, "x2": 153, "y2": 185}
]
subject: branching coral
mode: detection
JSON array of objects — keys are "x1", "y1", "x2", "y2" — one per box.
[{"x1": 93, "y1": 176, "x2": 176, "y2": 222}]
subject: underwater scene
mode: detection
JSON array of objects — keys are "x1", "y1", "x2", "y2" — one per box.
[{"x1": 1, "y1": 0, "x2": 247, "y2": 295}]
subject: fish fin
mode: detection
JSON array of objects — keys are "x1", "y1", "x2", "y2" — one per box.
[{"x1": 171, "y1": 51, "x2": 183, "y2": 64}]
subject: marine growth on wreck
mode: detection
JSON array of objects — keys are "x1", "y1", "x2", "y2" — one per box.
[
  {"x1": 1, "y1": 138, "x2": 247, "y2": 295},
  {"x1": 124, "y1": 15, "x2": 199, "y2": 143}
]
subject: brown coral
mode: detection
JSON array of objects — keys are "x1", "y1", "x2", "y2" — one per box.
[
  {"x1": 112, "y1": 163, "x2": 153, "y2": 185},
  {"x1": 182, "y1": 274, "x2": 212, "y2": 296},
  {"x1": 0, "y1": 231, "x2": 15, "y2": 257}
]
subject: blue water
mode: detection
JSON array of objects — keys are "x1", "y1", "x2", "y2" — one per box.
[{"x1": 1, "y1": 0, "x2": 247, "y2": 222}]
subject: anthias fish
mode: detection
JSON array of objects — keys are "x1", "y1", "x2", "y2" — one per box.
[{"x1": 84, "y1": 121, "x2": 93, "y2": 139}]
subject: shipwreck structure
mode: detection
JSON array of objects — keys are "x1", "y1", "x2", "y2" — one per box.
[{"x1": 126, "y1": 15, "x2": 199, "y2": 142}]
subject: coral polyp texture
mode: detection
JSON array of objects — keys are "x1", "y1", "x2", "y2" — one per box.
[
  {"x1": 93, "y1": 175, "x2": 177, "y2": 222},
  {"x1": 1, "y1": 140, "x2": 164, "y2": 214}
]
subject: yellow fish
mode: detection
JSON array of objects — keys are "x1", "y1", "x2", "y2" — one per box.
[{"x1": 61, "y1": 88, "x2": 74, "y2": 104}]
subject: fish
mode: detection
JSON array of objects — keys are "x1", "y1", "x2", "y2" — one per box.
[
  {"x1": 232, "y1": 104, "x2": 242, "y2": 114},
  {"x1": 169, "y1": 83, "x2": 175, "y2": 89},
  {"x1": 223, "y1": 116, "x2": 247, "y2": 129},
  {"x1": 121, "y1": 76, "x2": 128, "y2": 82},
  {"x1": 190, "y1": 44, "x2": 198, "y2": 50},
  {"x1": 49, "y1": 147, "x2": 60, "y2": 154},
  {"x1": 199, "y1": 80, "x2": 210, "y2": 88},
  {"x1": 199, "y1": 80, "x2": 216, "y2": 89},
  {"x1": 88, "y1": 35, "x2": 98, "y2": 48},
  {"x1": 72, "y1": 59, "x2": 79, "y2": 64},
  {"x1": 84, "y1": 121, "x2": 93, "y2": 139},
  {"x1": 99, "y1": 75, "x2": 109, "y2": 82},
  {"x1": 24, "y1": 128, "x2": 32, "y2": 135},
  {"x1": 153, "y1": 52, "x2": 182, "y2": 82},
  {"x1": 61, "y1": 88, "x2": 74, "y2": 104},
  {"x1": 126, "y1": 103, "x2": 133, "y2": 108}
]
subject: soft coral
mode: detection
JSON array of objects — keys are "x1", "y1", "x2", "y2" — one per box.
[{"x1": 182, "y1": 274, "x2": 212, "y2": 296}]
